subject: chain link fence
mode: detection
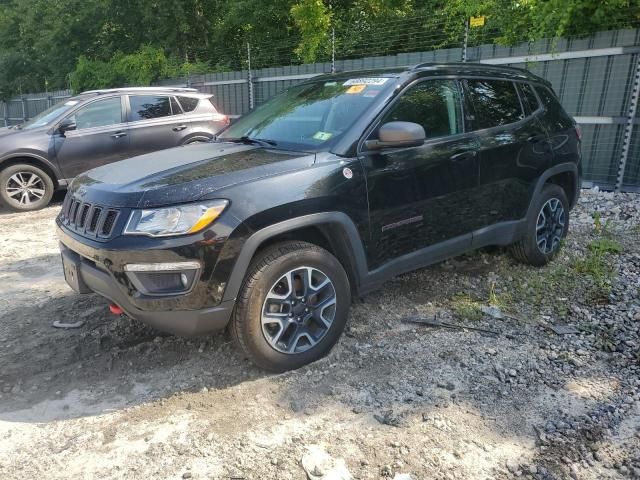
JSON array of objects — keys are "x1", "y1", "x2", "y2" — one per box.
[{"x1": 2, "y1": 15, "x2": 639, "y2": 191}]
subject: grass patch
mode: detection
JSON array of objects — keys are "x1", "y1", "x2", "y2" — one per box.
[
  {"x1": 451, "y1": 294, "x2": 484, "y2": 322},
  {"x1": 574, "y1": 237, "x2": 622, "y2": 290}
]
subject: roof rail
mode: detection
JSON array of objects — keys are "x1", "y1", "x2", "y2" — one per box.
[
  {"x1": 81, "y1": 86, "x2": 199, "y2": 95},
  {"x1": 410, "y1": 62, "x2": 528, "y2": 73}
]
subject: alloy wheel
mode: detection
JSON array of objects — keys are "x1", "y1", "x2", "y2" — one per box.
[
  {"x1": 536, "y1": 197, "x2": 566, "y2": 254},
  {"x1": 5, "y1": 171, "x2": 46, "y2": 206},
  {"x1": 261, "y1": 266, "x2": 337, "y2": 354}
]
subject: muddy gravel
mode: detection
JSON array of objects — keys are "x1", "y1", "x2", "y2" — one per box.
[{"x1": 0, "y1": 189, "x2": 639, "y2": 480}]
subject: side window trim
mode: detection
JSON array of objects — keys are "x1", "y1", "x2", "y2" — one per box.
[
  {"x1": 170, "y1": 96, "x2": 183, "y2": 116},
  {"x1": 358, "y1": 76, "x2": 468, "y2": 153},
  {"x1": 61, "y1": 95, "x2": 126, "y2": 132},
  {"x1": 515, "y1": 81, "x2": 543, "y2": 117}
]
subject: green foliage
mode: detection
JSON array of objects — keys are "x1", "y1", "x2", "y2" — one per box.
[
  {"x1": 0, "y1": 0, "x2": 637, "y2": 96},
  {"x1": 70, "y1": 46, "x2": 212, "y2": 92},
  {"x1": 574, "y1": 224, "x2": 622, "y2": 290},
  {"x1": 291, "y1": 0, "x2": 332, "y2": 63}
]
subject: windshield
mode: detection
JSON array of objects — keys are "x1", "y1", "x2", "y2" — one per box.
[
  {"x1": 20, "y1": 99, "x2": 81, "y2": 130},
  {"x1": 219, "y1": 76, "x2": 395, "y2": 150}
]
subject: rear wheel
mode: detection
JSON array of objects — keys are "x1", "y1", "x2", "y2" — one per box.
[
  {"x1": 0, "y1": 163, "x2": 54, "y2": 212},
  {"x1": 510, "y1": 183, "x2": 569, "y2": 266},
  {"x1": 231, "y1": 241, "x2": 351, "y2": 372}
]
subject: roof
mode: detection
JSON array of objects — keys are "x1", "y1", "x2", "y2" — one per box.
[
  {"x1": 80, "y1": 86, "x2": 201, "y2": 95},
  {"x1": 305, "y1": 62, "x2": 549, "y2": 86}
]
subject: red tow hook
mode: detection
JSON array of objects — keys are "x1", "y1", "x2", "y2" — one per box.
[{"x1": 109, "y1": 303, "x2": 124, "y2": 315}]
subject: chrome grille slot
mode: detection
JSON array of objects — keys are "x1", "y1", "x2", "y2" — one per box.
[
  {"x1": 58, "y1": 194, "x2": 121, "y2": 239},
  {"x1": 101, "y1": 210, "x2": 118, "y2": 236}
]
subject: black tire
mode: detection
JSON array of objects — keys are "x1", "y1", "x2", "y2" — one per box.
[
  {"x1": 510, "y1": 183, "x2": 569, "y2": 266},
  {"x1": 231, "y1": 241, "x2": 351, "y2": 372},
  {"x1": 0, "y1": 163, "x2": 54, "y2": 212}
]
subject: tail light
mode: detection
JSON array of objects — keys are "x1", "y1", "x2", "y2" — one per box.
[
  {"x1": 575, "y1": 125, "x2": 582, "y2": 141},
  {"x1": 212, "y1": 113, "x2": 230, "y2": 126}
]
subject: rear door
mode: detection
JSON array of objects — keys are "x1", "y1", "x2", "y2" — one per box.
[
  {"x1": 54, "y1": 95, "x2": 129, "y2": 179},
  {"x1": 360, "y1": 78, "x2": 481, "y2": 269},
  {"x1": 126, "y1": 94, "x2": 186, "y2": 157},
  {"x1": 463, "y1": 78, "x2": 553, "y2": 224}
]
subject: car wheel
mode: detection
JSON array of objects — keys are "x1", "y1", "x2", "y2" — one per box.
[
  {"x1": 0, "y1": 163, "x2": 54, "y2": 212},
  {"x1": 231, "y1": 241, "x2": 351, "y2": 372},
  {"x1": 510, "y1": 183, "x2": 569, "y2": 266}
]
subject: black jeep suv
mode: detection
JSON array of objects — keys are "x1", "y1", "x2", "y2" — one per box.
[{"x1": 57, "y1": 64, "x2": 581, "y2": 371}]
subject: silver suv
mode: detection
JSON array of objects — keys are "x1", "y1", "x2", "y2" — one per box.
[{"x1": 0, "y1": 87, "x2": 229, "y2": 211}]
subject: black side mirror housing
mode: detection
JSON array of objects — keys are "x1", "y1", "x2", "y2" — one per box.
[
  {"x1": 58, "y1": 119, "x2": 77, "y2": 135},
  {"x1": 365, "y1": 121, "x2": 426, "y2": 150}
]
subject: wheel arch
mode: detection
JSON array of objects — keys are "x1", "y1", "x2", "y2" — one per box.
[
  {"x1": 0, "y1": 154, "x2": 61, "y2": 189},
  {"x1": 222, "y1": 212, "x2": 369, "y2": 303},
  {"x1": 526, "y1": 162, "x2": 579, "y2": 219}
]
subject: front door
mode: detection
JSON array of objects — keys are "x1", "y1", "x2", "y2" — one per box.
[
  {"x1": 359, "y1": 79, "x2": 481, "y2": 269},
  {"x1": 54, "y1": 96, "x2": 129, "y2": 179}
]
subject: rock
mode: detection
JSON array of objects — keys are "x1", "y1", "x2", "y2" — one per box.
[
  {"x1": 392, "y1": 474, "x2": 412, "y2": 480},
  {"x1": 301, "y1": 445, "x2": 352, "y2": 480},
  {"x1": 182, "y1": 473, "x2": 192, "y2": 479}
]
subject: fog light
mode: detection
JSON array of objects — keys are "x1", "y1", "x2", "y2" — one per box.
[{"x1": 123, "y1": 261, "x2": 200, "y2": 296}]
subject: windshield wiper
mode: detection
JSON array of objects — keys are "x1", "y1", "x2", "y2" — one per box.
[{"x1": 222, "y1": 136, "x2": 278, "y2": 147}]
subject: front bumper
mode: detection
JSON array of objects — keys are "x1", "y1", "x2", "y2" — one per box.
[{"x1": 57, "y1": 225, "x2": 235, "y2": 336}]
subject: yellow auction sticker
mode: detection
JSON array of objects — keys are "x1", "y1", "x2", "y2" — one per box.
[
  {"x1": 470, "y1": 16, "x2": 486, "y2": 27},
  {"x1": 346, "y1": 85, "x2": 366, "y2": 94}
]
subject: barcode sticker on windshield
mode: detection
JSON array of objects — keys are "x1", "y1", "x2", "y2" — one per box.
[{"x1": 343, "y1": 78, "x2": 389, "y2": 86}]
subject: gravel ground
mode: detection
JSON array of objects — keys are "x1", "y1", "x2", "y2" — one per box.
[{"x1": 0, "y1": 189, "x2": 639, "y2": 480}]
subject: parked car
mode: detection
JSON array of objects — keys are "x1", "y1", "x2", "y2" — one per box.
[
  {"x1": 0, "y1": 87, "x2": 229, "y2": 211},
  {"x1": 57, "y1": 63, "x2": 581, "y2": 371}
]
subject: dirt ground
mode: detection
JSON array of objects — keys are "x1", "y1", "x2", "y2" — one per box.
[{"x1": 0, "y1": 190, "x2": 639, "y2": 480}]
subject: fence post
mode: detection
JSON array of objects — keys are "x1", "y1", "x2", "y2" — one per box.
[
  {"x1": 247, "y1": 42, "x2": 254, "y2": 110},
  {"x1": 616, "y1": 53, "x2": 640, "y2": 192},
  {"x1": 331, "y1": 28, "x2": 336, "y2": 73},
  {"x1": 2, "y1": 101, "x2": 7, "y2": 127},
  {"x1": 462, "y1": 18, "x2": 469, "y2": 62},
  {"x1": 47, "y1": 96, "x2": 53, "y2": 108},
  {"x1": 21, "y1": 97, "x2": 27, "y2": 123}
]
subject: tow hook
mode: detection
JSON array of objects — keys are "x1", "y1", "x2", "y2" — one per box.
[{"x1": 109, "y1": 303, "x2": 124, "y2": 315}]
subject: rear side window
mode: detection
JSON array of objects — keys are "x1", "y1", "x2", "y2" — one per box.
[
  {"x1": 519, "y1": 83, "x2": 541, "y2": 114},
  {"x1": 465, "y1": 79, "x2": 524, "y2": 129},
  {"x1": 535, "y1": 86, "x2": 560, "y2": 111},
  {"x1": 129, "y1": 96, "x2": 172, "y2": 121},
  {"x1": 177, "y1": 96, "x2": 200, "y2": 112},
  {"x1": 382, "y1": 79, "x2": 463, "y2": 138}
]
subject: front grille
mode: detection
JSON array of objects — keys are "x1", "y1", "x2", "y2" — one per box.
[{"x1": 59, "y1": 195, "x2": 121, "y2": 239}]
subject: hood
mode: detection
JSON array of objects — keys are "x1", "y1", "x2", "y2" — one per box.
[
  {"x1": 0, "y1": 126, "x2": 23, "y2": 138},
  {"x1": 70, "y1": 142, "x2": 316, "y2": 208}
]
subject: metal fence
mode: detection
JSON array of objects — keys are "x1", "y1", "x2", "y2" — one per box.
[{"x1": 2, "y1": 27, "x2": 640, "y2": 192}]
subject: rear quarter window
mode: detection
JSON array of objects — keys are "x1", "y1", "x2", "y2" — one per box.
[
  {"x1": 465, "y1": 79, "x2": 524, "y2": 129},
  {"x1": 519, "y1": 83, "x2": 541, "y2": 114},
  {"x1": 177, "y1": 96, "x2": 200, "y2": 112}
]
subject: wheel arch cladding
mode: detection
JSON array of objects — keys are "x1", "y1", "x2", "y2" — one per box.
[
  {"x1": 222, "y1": 212, "x2": 369, "y2": 303},
  {"x1": 527, "y1": 163, "x2": 578, "y2": 219}
]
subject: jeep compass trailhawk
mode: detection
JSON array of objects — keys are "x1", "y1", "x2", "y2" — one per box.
[{"x1": 57, "y1": 64, "x2": 581, "y2": 371}]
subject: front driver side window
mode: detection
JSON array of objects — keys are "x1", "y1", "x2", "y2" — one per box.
[
  {"x1": 382, "y1": 80, "x2": 463, "y2": 138},
  {"x1": 69, "y1": 97, "x2": 123, "y2": 130}
]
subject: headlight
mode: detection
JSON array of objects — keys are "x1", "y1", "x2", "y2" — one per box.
[{"x1": 124, "y1": 200, "x2": 229, "y2": 237}]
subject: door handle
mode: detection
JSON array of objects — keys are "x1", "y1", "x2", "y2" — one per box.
[
  {"x1": 173, "y1": 125, "x2": 187, "y2": 132},
  {"x1": 111, "y1": 132, "x2": 127, "y2": 139},
  {"x1": 449, "y1": 151, "x2": 476, "y2": 162},
  {"x1": 527, "y1": 135, "x2": 544, "y2": 144}
]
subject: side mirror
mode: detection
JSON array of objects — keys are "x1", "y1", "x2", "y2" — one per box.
[
  {"x1": 58, "y1": 119, "x2": 77, "y2": 135},
  {"x1": 365, "y1": 121, "x2": 426, "y2": 150}
]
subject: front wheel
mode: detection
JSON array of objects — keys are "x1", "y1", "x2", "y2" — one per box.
[
  {"x1": 231, "y1": 241, "x2": 351, "y2": 372},
  {"x1": 510, "y1": 183, "x2": 570, "y2": 266},
  {"x1": 0, "y1": 163, "x2": 54, "y2": 212}
]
